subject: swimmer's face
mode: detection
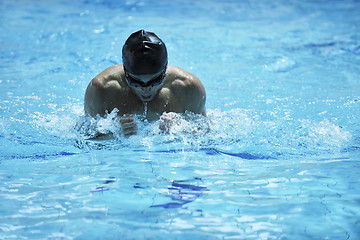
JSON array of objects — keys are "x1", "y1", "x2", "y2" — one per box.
[{"x1": 124, "y1": 68, "x2": 166, "y2": 102}]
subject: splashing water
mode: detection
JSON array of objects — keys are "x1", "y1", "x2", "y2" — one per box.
[
  {"x1": 143, "y1": 102, "x2": 148, "y2": 117},
  {"x1": 72, "y1": 107, "x2": 351, "y2": 159},
  {"x1": 1, "y1": 0, "x2": 359, "y2": 239}
]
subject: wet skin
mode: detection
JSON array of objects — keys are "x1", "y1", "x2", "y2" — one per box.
[{"x1": 84, "y1": 64, "x2": 206, "y2": 137}]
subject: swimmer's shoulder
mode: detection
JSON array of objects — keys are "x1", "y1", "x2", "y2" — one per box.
[
  {"x1": 166, "y1": 65, "x2": 202, "y2": 87},
  {"x1": 85, "y1": 64, "x2": 128, "y2": 116},
  {"x1": 166, "y1": 65, "x2": 205, "y2": 93},
  {"x1": 166, "y1": 65, "x2": 206, "y2": 115},
  {"x1": 90, "y1": 64, "x2": 126, "y2": 89}
]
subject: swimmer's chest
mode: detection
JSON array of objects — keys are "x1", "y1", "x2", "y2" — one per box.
[{"x1": 113, "y1": 88, "x2": 182, "y2": 120}]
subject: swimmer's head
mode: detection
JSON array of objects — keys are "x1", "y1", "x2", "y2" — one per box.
[{"x1": 122, "y1": 30, "x2": 168, "y2": 75}]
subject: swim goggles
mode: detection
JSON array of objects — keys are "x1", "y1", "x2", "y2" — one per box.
[{"x1": 124, "y1": 66, "x2": 167, "y2": 88}]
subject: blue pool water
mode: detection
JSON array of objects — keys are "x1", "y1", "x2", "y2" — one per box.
[{"x1": 1, "y1": 0, "x2": 360, "y2": 239}]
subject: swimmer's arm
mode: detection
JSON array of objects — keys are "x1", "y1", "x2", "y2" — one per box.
[
  {"x1": 159, "y1": 76, "x2": 206, "y2": 132},
  {"x1": 202, "y1": 109, "x2": 207, "y2": 117},
  {"x1": 168, "y1": 66, "x2": 206, "y2": 116},
  {"x1": 85, "y1": 77, "x2": 123, "y2": 117},
  {"x1": 84, "y1": 78, "x2": 108, "y2": 117},
  {"x1": 85, "y1": 78, "x2": 138, "y2": 136},
  {"x1": 182, "y1": 76, "x2": 207, "y2": 116},
  {"x1": 85, "y1": 65, "x2": 124, "y2": 117}
]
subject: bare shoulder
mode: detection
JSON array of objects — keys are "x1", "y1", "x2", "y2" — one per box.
[
  {"x1": 85, "y1": 64, "x2": 126, "y2": 116},
  {"x1": 91, "y1": 64, "x2": 124, "y2": 87},
  {"x1": 166, "y1": 66, "x2": 201, "y2": 85},
  {"x1": 166, "y1": 65, "x2": 206, "y2": 115}
]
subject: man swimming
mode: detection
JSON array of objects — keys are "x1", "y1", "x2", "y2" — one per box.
[{"x1": 84, "y1": 30, "x2": 206, "y2": 137}]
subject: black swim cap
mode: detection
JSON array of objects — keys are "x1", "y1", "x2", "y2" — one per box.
[{"x1": 122, "y1": 30, "x2": 168, "y2": 75}]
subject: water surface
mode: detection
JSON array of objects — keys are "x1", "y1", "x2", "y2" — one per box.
[{"x1": 1, "y1": 0, "x2": 360, "y2": 239}]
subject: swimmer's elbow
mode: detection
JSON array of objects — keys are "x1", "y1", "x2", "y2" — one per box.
[
  {"x1": 199, "y1": 94, "x2": 206, "y2": 117},
  {"x1": 192, "y1": 93, "x2": 206, "y2": 116},
  {"x1": 202, "y1": 109, "x2": 207, "y2": 117}
]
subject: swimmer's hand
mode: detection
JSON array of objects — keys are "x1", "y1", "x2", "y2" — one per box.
[
  {"x1": 159, "y1": 112, "x2": 180, "y2": 133},
  {"x1": 120, "y1": 114, "x2": 138, "y2": 137}
]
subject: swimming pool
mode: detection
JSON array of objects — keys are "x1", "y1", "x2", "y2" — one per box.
[{"x1": 1, "y1": 0, "x2": 359, "y2": 239}]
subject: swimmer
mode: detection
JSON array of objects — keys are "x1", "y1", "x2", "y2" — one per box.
[{"x1": 84, "y1": 30, "x2": 206, "y2": 137}]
